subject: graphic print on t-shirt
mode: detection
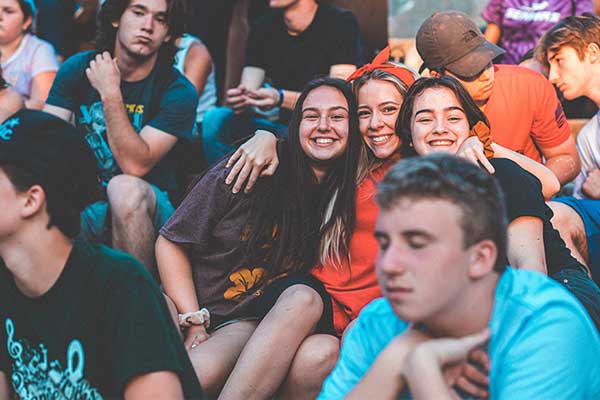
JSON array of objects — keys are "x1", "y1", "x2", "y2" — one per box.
[
  {"x1": 78, "y1": 101, "x2": 145, "y2": 185},
  {"x1": 505, "y1": 2, "x2": 561, "y2": 23},
  {"x1": 5, "y1": 318, "x2": 103, "y2": 400}
]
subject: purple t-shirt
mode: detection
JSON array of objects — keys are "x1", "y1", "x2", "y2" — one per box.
[
  {"x1": 482, "y1": 0, "x2": 593, "y2": 65},
  {"x1": 1, "y1": 34, "x2": 59, "y2": 99}
]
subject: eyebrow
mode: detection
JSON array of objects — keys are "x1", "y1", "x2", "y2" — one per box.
[
  {"x1": 302, "y1": 106, "x2": 349, "y2": 113},
  {"x1": 129, "y1": 3, "x2": 167, "y2": 16},
  {"x1": 358, "y1": 101, "x2": 400, "y2": 108},
  {"x1": 414, "y1": 106, "x2": 465, "y2": 117}
]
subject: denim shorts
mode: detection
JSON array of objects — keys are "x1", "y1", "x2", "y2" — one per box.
[
  {"x1": 552, "y1": 267, "x2": 600, "y2": 332},
  {"x1": 79, "y1": 183, "x2": 175, "y2": 244}
]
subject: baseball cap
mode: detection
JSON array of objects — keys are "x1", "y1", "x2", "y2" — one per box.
[
  {"x1": 0, "y1": 109, "x2": 99, "y2": 209},
  {"x1": 416, "y1": 11, "x2": 505, "y2": 78}
]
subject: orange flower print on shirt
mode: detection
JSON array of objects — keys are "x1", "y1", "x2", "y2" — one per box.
[{"x1": 224, "y1": 268, "x2": 266, "y2": 301}]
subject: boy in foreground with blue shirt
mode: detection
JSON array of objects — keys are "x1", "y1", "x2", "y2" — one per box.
[{"x1": 319, "y1": 154, "x2": 600, "y2": 399}]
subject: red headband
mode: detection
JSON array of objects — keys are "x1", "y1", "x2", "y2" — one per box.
[{"x1": 346, "y1": 46, "x2": 416, "y2": 88}]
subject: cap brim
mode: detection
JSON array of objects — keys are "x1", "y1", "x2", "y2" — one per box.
[{"x1": 445, "y1": 41, "x2": 505, "y2": 79}]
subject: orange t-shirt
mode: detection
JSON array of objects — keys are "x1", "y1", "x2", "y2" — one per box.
[
  {"x1": 484, "y1": 65, "x2": 571, "y2": 162},
  {"x1": 312, "y1": 161, "x2": 394, "y2": 336}
]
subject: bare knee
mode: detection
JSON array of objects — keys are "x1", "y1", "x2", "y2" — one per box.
[
  {"x1": 293, "y1": 334, "x2": 339, "y2": 375},
  {"x1": 273, "y1": 284, "x2": 324, "y2": 323},
  {"x1": 107, "y1": 175, "x2": 156, "y2": 218}
]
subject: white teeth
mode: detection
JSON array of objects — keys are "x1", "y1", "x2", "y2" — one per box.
[
  {"x1": 429, "y1": 140, "x2": 453, "y2": 146},
  {"x1": 315, "y1": 138, "x2": 334, "y2": 144},
  {"x1": 372, "y1": 135, "x2": 392, "y2": 143}
]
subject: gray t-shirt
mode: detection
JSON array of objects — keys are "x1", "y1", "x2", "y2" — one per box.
[{"x1": 159, "y1": 159, "x2": 272, "y2": 324}]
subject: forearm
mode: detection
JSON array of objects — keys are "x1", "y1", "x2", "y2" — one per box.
[
  {"x1": 0, "y1": 372, "x2": 9, "y2": 400},
  {"x1": 484, "y1": 23, "x2": 501, "y2": 44},
  {"x1": 101, "y1": 94, "x2": 153, "y2": 175},
  {"x1": 404, "y1": 348, "x2": 454, "y2": 400},
  {"x1": 544, "y1": 154, "x2": 580, "y2": 185},
  {"x1": 492, "y1": 143, "x2": 560, "y2": 199},
  {"x1": 346, "y1": 342, "x2": 407, "y2": 399},
  {"x1": 156, "y1": 236, "x2": 201, "y2": 314},
  {"x1": 280, "y1": 89, "x2": 300, "y2": 110}
]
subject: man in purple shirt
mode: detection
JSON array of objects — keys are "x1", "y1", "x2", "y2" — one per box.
[{"x1": 483, "y1": 0, "x2": 592, "y2": 64}]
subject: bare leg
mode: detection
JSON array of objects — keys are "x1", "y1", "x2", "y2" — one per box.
[
  {"x1": 549, "y1": 201, "x2": 590, "y2": 270},
  {"x1": 218, "y1": 284, "x2": 324, "y2": 400},
  {"x1": 277, "y1": 334, "x2": 340, "y2": 400},
  {"x1": 107, "y1": 175, "x2": 158, "y2": 276},
  {"x1": 189, "y1": 320, "x2": 257, "y2": 397}
]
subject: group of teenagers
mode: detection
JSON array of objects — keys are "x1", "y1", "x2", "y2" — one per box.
[{"x1": 2, "y1": 0, "x2": 600, "y2": 399}]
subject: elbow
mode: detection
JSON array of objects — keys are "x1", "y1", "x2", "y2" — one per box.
[
  {"x1": 119, "y1": 160, "x2": 154, "y2": 178},
  {"x1": 543, "y1": 177, "x2": 561, "y2": 200}
]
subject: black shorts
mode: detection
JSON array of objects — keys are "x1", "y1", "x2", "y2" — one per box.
[{"x1": 247, "y1": 273, "x2": 335, "y2": 335}]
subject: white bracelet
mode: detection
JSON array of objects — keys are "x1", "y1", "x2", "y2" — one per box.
[{"x1": 178, "y1": 308, "x2": 210, "y2": 329}]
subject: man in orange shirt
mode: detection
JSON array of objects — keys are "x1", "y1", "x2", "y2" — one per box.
[{"x1": 416, "y1": 10, "x2": 580, "y2": 185}]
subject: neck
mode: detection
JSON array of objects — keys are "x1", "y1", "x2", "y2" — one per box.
[
  {"x1": 0, "y1": 34, "x2": 25, "y2": 63},
  {"x1": 424, "y1": 273, "x2": 499, "y2": 337},
  {"x1": 114, "y1": 41, "x2": 159, "y2": 81},
  {"x1": 584, "y1": 67, "x2": 600, "y2": 107},
  {"x1": 0, "y1": 225, "x2": 73, "y2": 298},
  {"x1": 283, "y1": 0, "x2": 318, "y2": 35}
]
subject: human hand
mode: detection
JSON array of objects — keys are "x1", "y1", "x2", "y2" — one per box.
[
  {"x1": 457, "y1": 136, "x2": 495, "y2": 174},
  {"x1": 225, "y1": 130, "x2": 279, "y2": 193},
  {"x1": 184, "y1": 324, "x2": 210, "y2": 350},
  {"x1": 446, "y1": 347, "x2": 490, "y2": 398},
  {"x1": 226, "y1": 85, "x2": 250, "y2": 114},
  {"x1": 582, "y1": 169, "x2": 600, "y2": 199},
  {"x1": 85, "y1": 51, "x2": 121, "y2": 100},
  {"x1": 244, "y1": 87, "x2": 281, "y2": 111}
]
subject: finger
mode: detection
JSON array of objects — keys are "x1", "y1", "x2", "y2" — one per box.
[
  {"x1": 462, "y1": 362, "x2": 489, "y2": 386},
  {"x1": 245, "y1": 97, "x2": 272, "y2": 108},
  {"x1": 469, "y1": 349, "x2": 491, "y2": 372},
  {"x1": 244, "y1": 165, "x2": 262, "y2": 193},
  {"x1": 232, "y1": 161, "x2": 254, "y2": 194},
  {"x1": 260, "y1": 158, "x2": 279, "y2": 177},
  {"x1": 454, "y1": 376, "x2": 489, "y2": 399},
  {"x1": 226, "y1": 148, "x2": 243, "y2": 170},
  {"x1": 472, "y1": 148, "x2": 495, "y2": 173},
  {"x1": 225, "y1": 153, "x2": 246, "y2": 186}
]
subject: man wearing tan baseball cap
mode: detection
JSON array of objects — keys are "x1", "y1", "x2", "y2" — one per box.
[{"x1": 416, "y1": 10, "x2": 580, "y2": 186}]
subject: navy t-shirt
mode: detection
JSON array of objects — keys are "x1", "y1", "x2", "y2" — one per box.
[{"x1": 46, "y1": 51, "x2": 199, "y2": 192}]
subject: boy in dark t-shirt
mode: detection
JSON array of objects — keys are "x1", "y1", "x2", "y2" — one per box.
[
  {"x1": 44, "y1": 0, "x2": 198, "y2": 274},
  {"x1": 201, "y1": 0, "x2": 364, "y2": 165},
  {"x1": 0, "y1": 110, "x2": 204, "y2": 399}
]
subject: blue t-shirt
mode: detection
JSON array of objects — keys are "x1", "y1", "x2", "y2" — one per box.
[
  {"x1": 46, "y1": 51, "x2": 199, "y2": 192},
  {"x1": 319, "y1": 268, "x2": 600, "y2": 399}
]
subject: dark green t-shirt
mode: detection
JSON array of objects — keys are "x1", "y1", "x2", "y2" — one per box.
[
  {"x1": 46, "y1": 50, "x2": 199, "y2": 192},
  {"x1": 0, "y1": 241, "x2": 204, "y2": 399}
]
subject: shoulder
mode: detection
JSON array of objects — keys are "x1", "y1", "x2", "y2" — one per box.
[
  {"x1": 159, "y1": 68, "x2": 198, "y2": 104},
  {"x1": 59, "y1": 50, "x2": 97, "y2": 73},
  {"x1": 27, "y1": 34, "x2": 55, "y2": 52},
  {"x1": 577, "y1": 113, "x2": 600, "y2": 146}
]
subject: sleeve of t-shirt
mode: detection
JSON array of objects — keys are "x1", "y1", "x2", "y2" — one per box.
[
  {"x1": 160, "y1": 159, "x2": 235, "y2": 250},
  {"x1": 104, "y1": 262, "x2": 192, "y2": 393},
  {"x1": 327, "y1": 10, "x2": 363, "y2": 67},
  {"x1": 481, "y1": 0, "x2": 503, "y2": 26},
  {"x1": 45, "y1": 51, "x2": 92, "y2": 110},
  {"x1": 318, "y1": 300, "x2": 405, "y2": 399},
  {"x1": 530, "y1": 75, "x2": 571, "y2": 150},
  {"x1": 575, "y1": 0, "x2": 594, "y2": 15},
  {"x1": 494, "y1": 299, "x2": 600, "y2": 399},
  {"x1": 490, "y1": 158, "x2": 546, "y2": 222},
  {"x1": 245, "y1": 19, "x2": 269, "y2": 70},
  {"x1": 30, "y1": 39, "x2": 60, "y2": 77},
  {"x1": 146, "y1": 75, "x2": 199, "y2": 139}
]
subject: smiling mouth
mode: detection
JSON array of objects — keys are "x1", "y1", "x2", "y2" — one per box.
[
  {"x1": 312, "y1": 137, "x2": 336, "y2": 146},
  {"x1": 428, "y1": 139, "x2": 454, "y2": 146},
  {"x1": 370, "y1": 134, "x2": 393, "y2": 145}
]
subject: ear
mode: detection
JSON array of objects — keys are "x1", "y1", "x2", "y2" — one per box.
[
  {"x1": 588, "y1": 43, "x2": 600, "y2": 64},
  {"x1": 20, "y1": 185, "x2": 46, "y2": 219},
  {"x1": 112, "y1": 19, "x2": 119, "y2": 29},
  {"x1": 22, "y1": 15, "x2": 32, "y2": 32},
  {"x1": 429, "y1": 69, "x2": 441, "y2": 78},
  {"x1": 163, "y1": 33, "x2": 171, "y2": 44},
  {"x1": 467, "y1": 239, "x2": 497, "y2": 279}
]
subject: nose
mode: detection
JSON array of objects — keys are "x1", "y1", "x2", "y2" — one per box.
[
  {"x1": 141, "y1": 14, "x2": 154, "y2": 32},
  {"x1": 317, "y1": 115, "x2": 331, "y2": 132},
  {"x1": 548, "y1": 64, "x2": 559, "y2": 84},
  {"x1": 369, "y1": 111, "x2": 384, "y2": 131},
  {"x1": 378, "y1": 244, "x2": 407, "y2": 276},
  {"x1": 431, "y1": 116, "x2": 448, "y2": 134}
]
